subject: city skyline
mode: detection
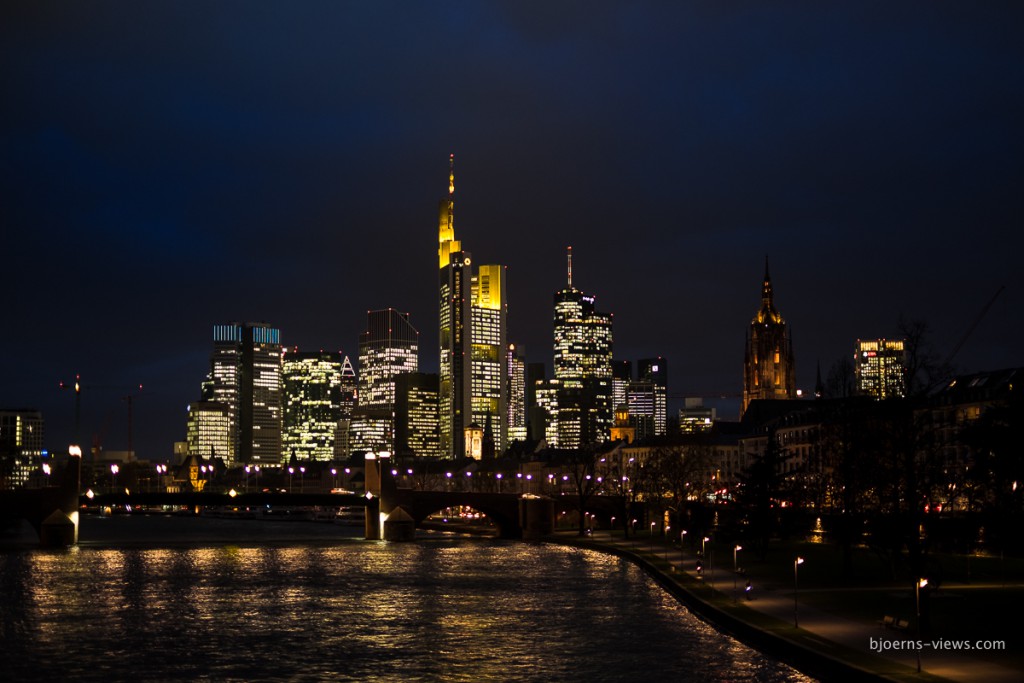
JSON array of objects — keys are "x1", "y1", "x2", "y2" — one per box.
[{"x1": 3, "y1": 3, "x2": 1022, "y2": 457}]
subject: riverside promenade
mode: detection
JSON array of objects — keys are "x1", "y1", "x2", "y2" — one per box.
[{"x1": 552, "y1": 530, "x2": 1021, "y2": 683}]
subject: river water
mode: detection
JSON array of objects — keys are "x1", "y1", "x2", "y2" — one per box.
[{"x1": 1, "y1": 515, "x2": 813, "y2": 682}]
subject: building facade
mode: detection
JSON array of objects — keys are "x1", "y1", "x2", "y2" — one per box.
[
  {"x1": 0, "y1": 409, "x2": 44, "y2": 490},
  {"x1": 205, "y1": 322, "x2": 283, "y2": 465},
  {"x1": 742, "y1": 261, "x2": 796, "y2": 415},
  {"x1": 357, "y1": 309, "x2": 419, "y2": 452},
  {"x1": 855, "y1": 339, "x2": 906, "y2": 399},
  {"x1": 185, "y1": 401, "x2": 231, "y2": 462},
  {"x1": 436, "y1": 156, "x2": 508, "y2": 457},
  {"x1": 507, "y1": 343, "x2": 527, "y2": 445},
  {"x1": 282, "y1": 350, "x2": 343, "y2": 461},
  {"x1": 553, "y1": 247, "x2": 613, "y2": 448},
  {"x1": 394, "y1": 372, "x2": 441, "y2": 458}
]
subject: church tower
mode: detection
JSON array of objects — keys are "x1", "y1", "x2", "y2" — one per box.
[{"x1": 742, "y1": 259, "x2": 796, "y2": 414}]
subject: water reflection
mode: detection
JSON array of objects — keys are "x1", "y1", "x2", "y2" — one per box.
[{"x1": 2, "y1": 537, "x2": 813, "y2": 682}]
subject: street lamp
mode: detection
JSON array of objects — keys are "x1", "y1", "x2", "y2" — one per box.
[
  {"x1": 110, "y1": 463, "x2": 119, "y2": 491},
  {"x1": 733, "y1": 544, "x2": 743, "y2": 601},
  {"x1": 650, "y1": 521, "x2": 656, "y2": 553},
  {"x1": 288, "y1": 466, "x2": 294, "y2": 491},
  {"x1": 916, "y1": 578, "x2": 928, "y2": 673},
  {"x1": 496, "y1": 472, "x2": 502, "y2": 493},
  {"x1": 680, "y1": 530, "x2": 688, "y2": 566},
  {"x1": 331, "y1": 468, "x2": 338, "y2": 490},
  {"x1": 794, "y1": 557, "x2": 805, "y2": 627},
  {"x1": 299, "y1": 466, "x2": 305, "y2": 493},
  {"x1": 665, "y1": 525, "x2": 671, "y2": 561}
]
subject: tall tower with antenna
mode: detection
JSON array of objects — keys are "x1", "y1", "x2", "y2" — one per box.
[
  {"x1": 552, "y1": 247, "x2": 613, "y2": 447},
  {"x1": 436, "y1": 155, "x2": 508, "y2": 458},
  {"x1": 438, "y1": 155, "x2": 473, "y2": 458}
]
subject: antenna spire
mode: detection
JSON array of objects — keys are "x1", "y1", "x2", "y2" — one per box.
[
  {"x1": 449, "y1": 153, "x2": 455, "y2": 196},
  {"x1": 567, "y1": 245, "x2": 573, "y2": 288}
]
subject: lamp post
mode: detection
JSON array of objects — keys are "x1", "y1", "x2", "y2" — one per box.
[
  {"x1": 331, "y1": 468, "x2": 338, "y2": 490},
  {"x1": 733, "y1": 544, "x2": 742, "y2": 602},
  {"x1": 496, "y1": 472, "x2": 502, "y2": 493},
  {"x1": 288, "y1": 466, "x2": 294, "y2": 492},
  {"x1": 665, "y1": 525, "x2": 671, "y2": 561},
  {"x1": 299, "y1": 466, "x2": 305, "y2": 493},
  {"x1": 110, "y1": 463, "x2": 119, "y2": 491},
  {"x1": 916, "y1": 578, "x2": 928, "y2": 673},
  {"x1": 155, "y1": 464, "x2": 167, "y2": 493},
  {"x1": 680, "y1": 530, "x2": 687, "y2": 567},
  {"x1": 794, "y1": 557, "x2": 804, "y2": 627},
  {"x1": 650, "y1": 521, "x2": 656, "y2": 553}
]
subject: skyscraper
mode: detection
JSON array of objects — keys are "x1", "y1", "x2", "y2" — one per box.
[
  {"x1": 353, "y1": 309, "x2": 418, "y2": 454},
  {"x1": 282, "y1": 350, "x2": 343, "y2": 461},
  {"x1": 205, "y1": 322, "x2": 283, "y2": 465},
  {"x1": 437, "y1": 155, "x2": 508, "y2": 457},
  {"x1": 553, "y1": 247, "x2": 613, "y2": 448},
  {"x1": 185, "y1": 401, "x2": 231, "y2": 462},
  {"x1": 638, "y1": 358, "x2": 668, "y2": 436},
  {"x1": 742, "y1": 261, "x2": 796, "y2": 414},
  {"x1": 471, "y1": 264, "x2": 508, "y2": 452},
  {"x1": 855, "y1": 339, "x2": 906, "y2": 399},
  {"x1": 507, "y1": 343, "x2": 527, "y2": 445},
  {"x1": 0, "y1": 409, "x2": 44, "y2": 490},
  {"x1": 394, "y1": 372, "x2": 441, "y2": 458},
  {"x1": 358, "y1": 309, "x2": 419, "y2": 409},
  {"x1": 335, "y1": 355, "x2": 357, "y2": 459},
  {"x1": 438, "y1": 155, "x2": 472, "y2": 458}
]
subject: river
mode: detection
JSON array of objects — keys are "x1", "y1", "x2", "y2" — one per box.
[{"x1": 0, "y1": 515, "x2": 813, "y2": 682}]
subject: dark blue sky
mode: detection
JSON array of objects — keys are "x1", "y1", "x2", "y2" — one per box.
[{"x1": 3, "y1": 1, "x2": 1023, "y2": 458}]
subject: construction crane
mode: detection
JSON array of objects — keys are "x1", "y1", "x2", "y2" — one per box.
[
  {"x1": 944, "y1": 285, "x2": 1005, "y2": 368},
  {"x1": 58, "y1": 376, "x2": 144, "y2": 460}
]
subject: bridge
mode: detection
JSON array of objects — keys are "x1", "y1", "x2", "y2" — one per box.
[{"x1": 3, "y1": 454, "x2": 624, "y2": 545}]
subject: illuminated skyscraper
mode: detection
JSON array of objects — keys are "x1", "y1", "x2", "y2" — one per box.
[
  {"x1": 638, "y1": 358, "x2": 668, "y2": 436},
  {"x1": 742, "y1": 260, "x2": 795, "y2": 414},
  {"x1": 0, "y1": 409, "x2": 44, "y2": 490},
  {"x1": 395, "y1": 372, "x2": 441, "y2": 458},
  {"x1": 282, "y1": 350, "x2": 343, "y2": 461},
  {"x1": 334, "y1": 355, "x2": 357, "y2": 459},
  {"x1": 471, "y1": 265, "x2": 508, "y2": 452},
  {"x1": 438, "y1": 155, "x2": 472, "y2": 458},
  {"x1": 186, "y1": 401, "x2": 231, "y2": 461},
  {"x1": 612, "y1": 360, "x2": 632, "y2": 413},
  {"x1": 507, "y1": 343, "x2": 527, "y2": 445},
  {"x1": 358, "y1": 309, "x2": 419, "y2": 409},
  {"x1": 206, "y1": 322, "x2": 283, "y2": 465},
  {"x1": 855, "y1": 339, "x2": 906, "y2": 399},
  {"x1": 437, "y1": 156, "x2": 508, "y2": 457},
  {"x1": 553, "y1": 247, "x2": 613, "y2": 448}
]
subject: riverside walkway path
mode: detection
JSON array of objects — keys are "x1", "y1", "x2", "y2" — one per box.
[{"x1": 553, "y1": 530, "x2": 1020, "y2": 683}]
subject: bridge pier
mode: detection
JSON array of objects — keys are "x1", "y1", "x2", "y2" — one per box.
[{"x1": 519, "y1": 496, "x2": 554, "y2": 539}]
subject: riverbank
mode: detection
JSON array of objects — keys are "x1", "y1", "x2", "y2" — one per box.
[{"x1": 550, "y1": 530, "x2": 1021, "y2": 683}]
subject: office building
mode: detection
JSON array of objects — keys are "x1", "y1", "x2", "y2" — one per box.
[
  {"x1": 638, "y1": 358, "x2": 668, "y2": 436},
  {"x1": 436, "y1": 155, "x2": 508, "y2": 457},
  {"x1": 507, "y1": 344, "x2": 527, "y2": 445},
  {"x1": 282, "y1": 350, "x2": 343, "y2": 461},
  {"x1": 335, "y1": 355, "x2": 357, "y2": 459},
  {"x1": 357, "y1": 309, "x2": 419, "y2": 452},
  {"x1": 205, "y1": 322, "x2": 283, "y2": 465},
  {"x1": 394, "y1": 372, "x2": 441, "y2": 458},
  {"x1": 742, "y1": 260, "x2": 796, "y2": 414},
  {"x1": 855, "y1": 339, "x2": 906, "y2": 399},
  {"x1": 679, "y1": 398, "x2": 716, "y2": 434},
  {"x1": 553, "y1": 247, "x2": 613, "y2": 447},
  {"x1": 612, "y1": 360, "x2": 632, "y2": 414},
  {"x1": 0, "y1": 409, "x2": 44, "y2": 490},
  {"x1": 185, "y1": 401, "x2": 231, "y2": 462}
]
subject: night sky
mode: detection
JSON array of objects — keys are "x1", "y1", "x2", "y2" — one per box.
[{"x1": 3, "y1": 1, "x2": 1023, "y2": 459}]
